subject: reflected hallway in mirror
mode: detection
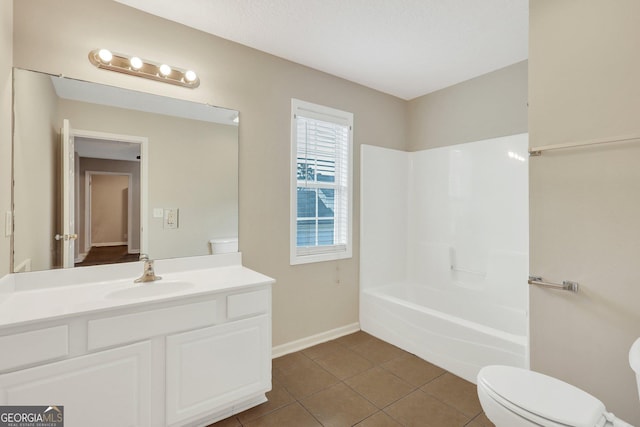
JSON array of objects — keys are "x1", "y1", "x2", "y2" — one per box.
[{"x1": 12, "y1": 68, "x2": 239, "y2": 273}]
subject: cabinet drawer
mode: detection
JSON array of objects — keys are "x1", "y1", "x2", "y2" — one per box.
[
  {"x1": 0, "y1": 326, "x2": 68, "y2": 372},
  {"x1": 88, "y1": 299, "x2": 217, "y2": 350},
  {"x1": 227, "y1": 289, "x2": 270, "y2": 319}
]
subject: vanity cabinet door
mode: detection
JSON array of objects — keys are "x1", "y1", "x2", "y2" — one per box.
[
  {"x1": 0, "y1": 341, "x2": 151, "y2": 427},
  {"x1": 166, "y1": 315, "x2": 271, "y2": 426}
]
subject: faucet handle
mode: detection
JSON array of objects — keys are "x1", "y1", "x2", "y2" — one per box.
[{"x1": 139, "y1": 253, "x2": 149, "y2": 262}]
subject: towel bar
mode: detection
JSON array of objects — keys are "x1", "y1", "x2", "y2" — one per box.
[{"x1": 528, "y1": 276, "x2": 579, "y2": 292}]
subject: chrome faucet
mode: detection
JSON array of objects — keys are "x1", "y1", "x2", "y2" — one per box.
[{"x1": 135, "y1": 255, "x2": 162, "y2": 283}]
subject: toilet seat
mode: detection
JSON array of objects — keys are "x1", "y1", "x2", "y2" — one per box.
[{"x1": 478, "y1": 366, "x2": 608, "y2": 427}]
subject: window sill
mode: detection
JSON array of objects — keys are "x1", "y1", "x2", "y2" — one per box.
[{"x1": 290, "y1": 249, "x2": 352, "y2": 265}]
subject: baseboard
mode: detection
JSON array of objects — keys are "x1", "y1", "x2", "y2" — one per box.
[
  {"x1": 272, "y1": 322, "x2": 360, "y2": 359},
  {"x1": 93, "y1": 242, "x2": 127, "y2": 247}
]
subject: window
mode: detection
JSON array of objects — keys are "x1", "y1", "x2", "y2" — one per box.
[{"x1": 290, "y1": 99, "x2": 353, "y2": 265}]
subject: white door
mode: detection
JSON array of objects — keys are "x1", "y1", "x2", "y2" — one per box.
[{"x1": 58, "y1": 119, "x2": 76, "y2": 268}]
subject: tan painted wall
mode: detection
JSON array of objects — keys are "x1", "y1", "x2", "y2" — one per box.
[
  {"x1": 407, "y1": 61, "x2": 528, "y2": 150},
  {"x1": 12, "y1": 0, "x2": 407, "y2": 346},
  {"x1": 90, "y1": 174, "x2": 129, "y2": 245},
  {"x1": 12, "y1": 69, "x2": 59, "y2": 272},
  {"x1": 529, "y1": 1, "x2": 640, "y2": 424},
  {"x1": 0, "y1": 1, "x2": 11, "y2": 276}
]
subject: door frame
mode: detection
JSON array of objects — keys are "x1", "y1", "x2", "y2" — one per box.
[{"x1": 70, "y1": 128, "x2": 148, "y2": 260}]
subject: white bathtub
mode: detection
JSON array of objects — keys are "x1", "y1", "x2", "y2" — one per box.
[{"x1": 360, "y1": 283, "x2": 528, "y2": 384}]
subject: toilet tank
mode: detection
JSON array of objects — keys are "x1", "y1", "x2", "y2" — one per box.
[
  {"x1": 209, "y1": 237, "x2": 238, "y2": 254},
  {"x1": 631, "y1": 337, "x2": 640, "y2": 401}
]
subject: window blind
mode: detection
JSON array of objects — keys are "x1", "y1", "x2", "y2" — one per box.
[{"x1": 291, "y1": 99, "x2": 353, "y2": 264}]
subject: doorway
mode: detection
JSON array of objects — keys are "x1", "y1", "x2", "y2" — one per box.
[
  {"x1": 64, "y1": 127, "x2": 148, "y2": 267},
  {"x1": 77, "y1": 172, "x2": 139, "y2": 266}
]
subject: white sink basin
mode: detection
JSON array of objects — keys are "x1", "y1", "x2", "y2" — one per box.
[{"x1": 106, "y1": 281, "x2": 195, "y2": 300}]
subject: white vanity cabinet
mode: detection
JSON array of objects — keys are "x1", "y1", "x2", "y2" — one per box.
[
  {"x1": 0, "y1": 342, "x2": 152, "y2": 426},
  {"x1": 0, "y1": 279, "x2": 272, "y2": 427},
  {"x1": 166, "y1": 315, "x2": 270, "y2": 425}
]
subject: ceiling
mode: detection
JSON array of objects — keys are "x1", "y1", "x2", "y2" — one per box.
[{"x1": 114, "y1": 0, "x2": 528, "y2": 100}]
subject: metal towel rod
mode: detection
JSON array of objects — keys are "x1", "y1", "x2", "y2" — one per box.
[
  {"x1": 529, "y1": 134, "x2": 640, "y2": 156},
  {"x1": 528, "y1": 275, "x2": 579, "y2": 293}
]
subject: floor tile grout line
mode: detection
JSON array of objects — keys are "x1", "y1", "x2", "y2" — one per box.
[
  {"x1": 339, "y1": 378, "x2": 417, "y2": 426},
  {"x1": 412, "y1": 386, "x2": 476, "y2": 423},
  {"x1": 340, "y1": 373, "x2": 474, "y2": 426},
  {"x1": 250, "y1": 332, "x2": 488, "y2": 427},
  {"x1": 421, "y1": 387, "x2": 483, "y2": 421},
  {"x1": 418, "y1": 372, "x2": 485, "y2": 421},
  {"x1": 376, "y1": 358, "x2": 448, "y2": 389},
  {"x1": 295, "y1": 399, "x2": 326, "y2": 427}
]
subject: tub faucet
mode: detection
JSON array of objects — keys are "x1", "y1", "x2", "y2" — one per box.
[{"x1": 135, "y1": 255, "x2": 162, "y2": 283}]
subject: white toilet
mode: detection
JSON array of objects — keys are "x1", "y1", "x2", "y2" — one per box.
[
  {"x1": 209, "y1": 237, "x2": 238, "y2": 254},
  {"x1": 477, "y1": 337, "x2": 640, "y2": 427}
]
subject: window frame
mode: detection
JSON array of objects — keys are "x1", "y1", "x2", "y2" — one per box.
[{"x1": 290, "y1": 98, "x2": 353, "y2": 265}]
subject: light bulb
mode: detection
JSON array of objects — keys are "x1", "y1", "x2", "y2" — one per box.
[
  {"x1": 129, "y1": 56, "x2": 143, "y2": 70},
  {"x1": 159, "y1": 64, "x2": 171, "y2": 76},
  {"x1": 98, "y1": 49, "x2": 113, "y2": 63},
  {"x1": 184, "y1": 70, "x2": 197, "y2": 82}
]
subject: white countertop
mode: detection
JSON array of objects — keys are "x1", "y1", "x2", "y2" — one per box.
[{"x1": 0, "y1": 254, "x2": 274, "y2": 330}]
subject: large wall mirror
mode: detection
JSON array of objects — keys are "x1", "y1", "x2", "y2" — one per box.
[{"x1": 12, "y1": 68, "x2": 239, "y2": 273}]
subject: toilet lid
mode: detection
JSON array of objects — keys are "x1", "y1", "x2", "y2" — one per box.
[{"x1": 478, "y1": 366, "x2": 606, "y2": 427}]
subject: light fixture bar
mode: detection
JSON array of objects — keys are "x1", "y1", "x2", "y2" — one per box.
[{"x1": 88, "y1": 49, "x2": 200, "y2": 88}]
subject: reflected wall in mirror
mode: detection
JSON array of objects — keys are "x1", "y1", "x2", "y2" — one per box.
[{"x1": 12, "y1": 68, "x2": 239, "y2": 273}]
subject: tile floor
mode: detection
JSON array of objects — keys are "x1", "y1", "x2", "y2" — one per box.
[{"x1": 211, "y1": 331, "x2": 495, "y2": 427}]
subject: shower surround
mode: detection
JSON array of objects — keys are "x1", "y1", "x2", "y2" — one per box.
[{"x1": 360, "y1": 134, "x2": 529, "y2": 383}]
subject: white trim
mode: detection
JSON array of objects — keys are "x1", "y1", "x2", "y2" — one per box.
[
  {"x1": 290, "y1": 249, "x2": 352, "y2": 265},
  {"x1": 92, "y1": 241, "x2": 128, "y2": 247},
  {"x1": 271, "y1": 322, "x2": 360, "y2": 358},
  {"x1": 70, "y1": 128, "x2": 148, "y2": 258},
  {"x1": 290, "y1": 98, "x2": 353, "y2": 266},
  {"x1": 140, "y1": 140, "x2": 148, "y2": 256}
]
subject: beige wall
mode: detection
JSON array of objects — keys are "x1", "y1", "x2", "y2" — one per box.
[
  {"x1": 90, "y1": 174, "x2": 129, "y2": 245},
  {"x1": 407, "y1": 61, "x2": 528, "y2": 150},
  {"x1": 12, "y1": 0, "x2": 407, "y2": 346},
  {"x1": 529, "y1": 1, "x2": 640, "y2": 424},
  {"x1": 0, "y1": 1, "x2": 11, "y2": 276},
  {"x1": 529, "y1": 1, "x2": 640, "y2": 147},
  {"x1": 12, "y1": 69, "x2": 59, "y2": 272}
]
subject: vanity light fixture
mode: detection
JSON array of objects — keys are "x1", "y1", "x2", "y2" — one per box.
[
  {"x1": 97, "y1": 48, "x2": 113, "y2": 63},
  {"x1": 158, "y1": 64, "x2": 172, "y2": 76},
  {"x1": 88, "y1": 49, "x2": 200, "y2": 88},
  {"x1": 129, "y1": 56, "x2": 143, "y2": 70}
]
